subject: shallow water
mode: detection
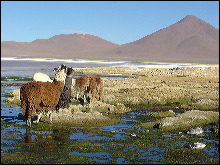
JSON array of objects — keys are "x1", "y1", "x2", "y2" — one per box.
[{"x1": 1, "y1": 63, "x2": 219, "y2": 164}]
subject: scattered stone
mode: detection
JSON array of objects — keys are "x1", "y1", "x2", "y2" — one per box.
[
  {"x1": 130, "y1": 133, "x2": 137, "y2": 137},
  {"x1": 209, "y1": 124, "x2": 219, "y2": 134},
  {"x1": 187, "y1": 142, "x2": 206, "y2": 149},
  {"x1": 187, "y1": 127, "x2": 203, "y2": 135}
]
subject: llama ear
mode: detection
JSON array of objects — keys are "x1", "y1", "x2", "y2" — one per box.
[
  {"x1": 61, "y1": 64, "x2": 67, "y2": 70},
  {"x1": 53, "y1": 68, "x2": 58, "y2": 72}
]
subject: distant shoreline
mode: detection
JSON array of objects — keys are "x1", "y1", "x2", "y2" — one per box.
[
  {"x1": 1, "y1": 57, "x2": 219, "y2": 69},
  {"x1": 1, "y1": 57, "x2": 125, "y2": 64}
]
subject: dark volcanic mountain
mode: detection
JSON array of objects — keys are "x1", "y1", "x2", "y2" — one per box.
[{"x1": 1, "y1": 15, "x2": 219, "y2": 63}]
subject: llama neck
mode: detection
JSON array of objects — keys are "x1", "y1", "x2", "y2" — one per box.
[
  {"x1": 64, "y1": 76, "x2": 73, "y2": 86},
  {"x1": 72, "y1": 78, "x2": 76, "y2": 86},
  {"x1": 53, "y1": 80, "x2": 65, "y2": 91}
]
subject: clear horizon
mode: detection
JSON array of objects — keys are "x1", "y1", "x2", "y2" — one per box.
[{"x1": 1, "y1": 1, "x2": 219, "y2": 45}]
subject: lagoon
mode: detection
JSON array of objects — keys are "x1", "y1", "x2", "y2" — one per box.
[{"x1": 1, "y1": 58, "x2": 219, "y2": 164}]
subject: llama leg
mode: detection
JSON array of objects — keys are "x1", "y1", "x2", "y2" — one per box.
[
  {"x1": 91, "y1": 90, "x2": 96, "y2": 103},
  {"x1": 33, "y1": 113, "x2": 42, "y2": 124},
  {"x1": 33, "y1": 112, "x2": 43, "y2": 124},
  {"x1": 26, "y1": 117, "x2": 32, "y2": 127},
  {"x1": 99, "y1": 89, "x2": 103, "y2": 102},
  {"x1": 49, "y1": 111, "x2": 53, "y2": 124},
  {"x1": 76, "y1": 87, "x2": 80, "y2": 101},
  {"x1": 76, "y1": 92, "x2": 79, "y2": 100},
  {"x1": 83, "y1": 91, "x2": 87, "y2": 103},
  {"x1": 26, "y1": 106, "x2": 34, "y2": 127},
  {"x1": 76, "y1": 87, "x2": 80, "y2": 100},
  {"x1": 99, "y1": 94, "x2": 103, "y2": 102}
]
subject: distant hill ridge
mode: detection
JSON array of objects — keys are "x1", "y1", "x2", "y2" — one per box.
[{"x1": 1, "y1": 15, "x2": 219, "y2": 64}]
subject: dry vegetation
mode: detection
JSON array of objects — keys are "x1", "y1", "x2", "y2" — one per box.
[
  {"x1": 73, "y1": 66, "x2": 219, "y2": 110},
  {"x1": 6, "y1": 66, "x2": 219, "y2": 127}
]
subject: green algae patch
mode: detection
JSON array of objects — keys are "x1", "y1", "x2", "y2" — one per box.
[
  {"x1": 140, "y1": 110, "x2": 219, "y2": 132},
  {"x1": 1, "y1": 150, "x2": 93, "y2": 164},
  {"x1": 181, "y1": 99, "x2": 219, "y2": 111},
  {"x1": 145, "y1": 110, "x2": 176, "y2": 118},
  {"x1": 165, "y1": 147, "x2": 217, "y2": 164}
]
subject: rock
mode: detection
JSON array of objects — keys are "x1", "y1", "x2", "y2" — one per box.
[
  {"x1": 209, "y1": 124, "x2": 219, "y2": 134},
  {"x1": 6, "y1": 88, "x2": 21, "y2": 104},
  {"x1": 141, "y1": 110, "x2": 219, "y2": 131},
  {"x1": 187, "y1": 127, "x2": 203, "y2": 135},
  {"x1": 130, "y1": 133, "x2": 137, "y2": 137},
  {"x1": 146, "y1": 110, "x2": 175, "y2": 118},
  {"x1": 187, "y1": 142, "x2": 206, "y2": 149},
  {"x1": 39, "y1": 101, "x2": 130, "y2": 126},
  {"x1": 17, "y1": 113, "x2": 26, "y2": 120}
]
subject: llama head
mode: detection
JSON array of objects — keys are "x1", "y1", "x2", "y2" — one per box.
[
  {"x1": 53, "y1": 64, "x2": 67, "y2": 72},
  {"x1": 54, "y1": 68, "x2": 67, "y2": 83},
  {"x1": 67, "y1": 67, "x2": 75, "y2": 77}
]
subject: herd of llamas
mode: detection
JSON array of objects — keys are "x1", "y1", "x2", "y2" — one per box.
[{"x1": 20, "y1": 64, "x2": 103, "y2": 126}]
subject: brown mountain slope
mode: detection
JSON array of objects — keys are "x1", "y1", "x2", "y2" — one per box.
[
  {"x1": 1, "y1": 34, "x2": 118, "y2": 59},
  {"x1": 1, "y1": 15, "x2": 219, "y2": 63},
  {"x1": 104, "y1": 15, "x2": 219, "y2": 63},
  {"x1": 31, "y1": 34, "x2": 118, "y2": 51}
]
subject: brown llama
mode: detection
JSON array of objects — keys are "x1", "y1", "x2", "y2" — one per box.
[{"x1": 20, "y1": 69, "x2": 67, "y2": 126}]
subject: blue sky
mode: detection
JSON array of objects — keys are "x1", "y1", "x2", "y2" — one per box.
[{"x1": 1, "y1": 1, "x2": 219, "y2": 45}]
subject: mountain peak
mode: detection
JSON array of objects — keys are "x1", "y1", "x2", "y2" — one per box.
[
  {"x1": 184, "y1": 15, "x2": 198, "y2": 19},
  {"x1": 178, "y1": 15, "x2": 202, "y2": 24},
  {"x1": 177, "y1": 15, "x2": 217, "y2": 29}
]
